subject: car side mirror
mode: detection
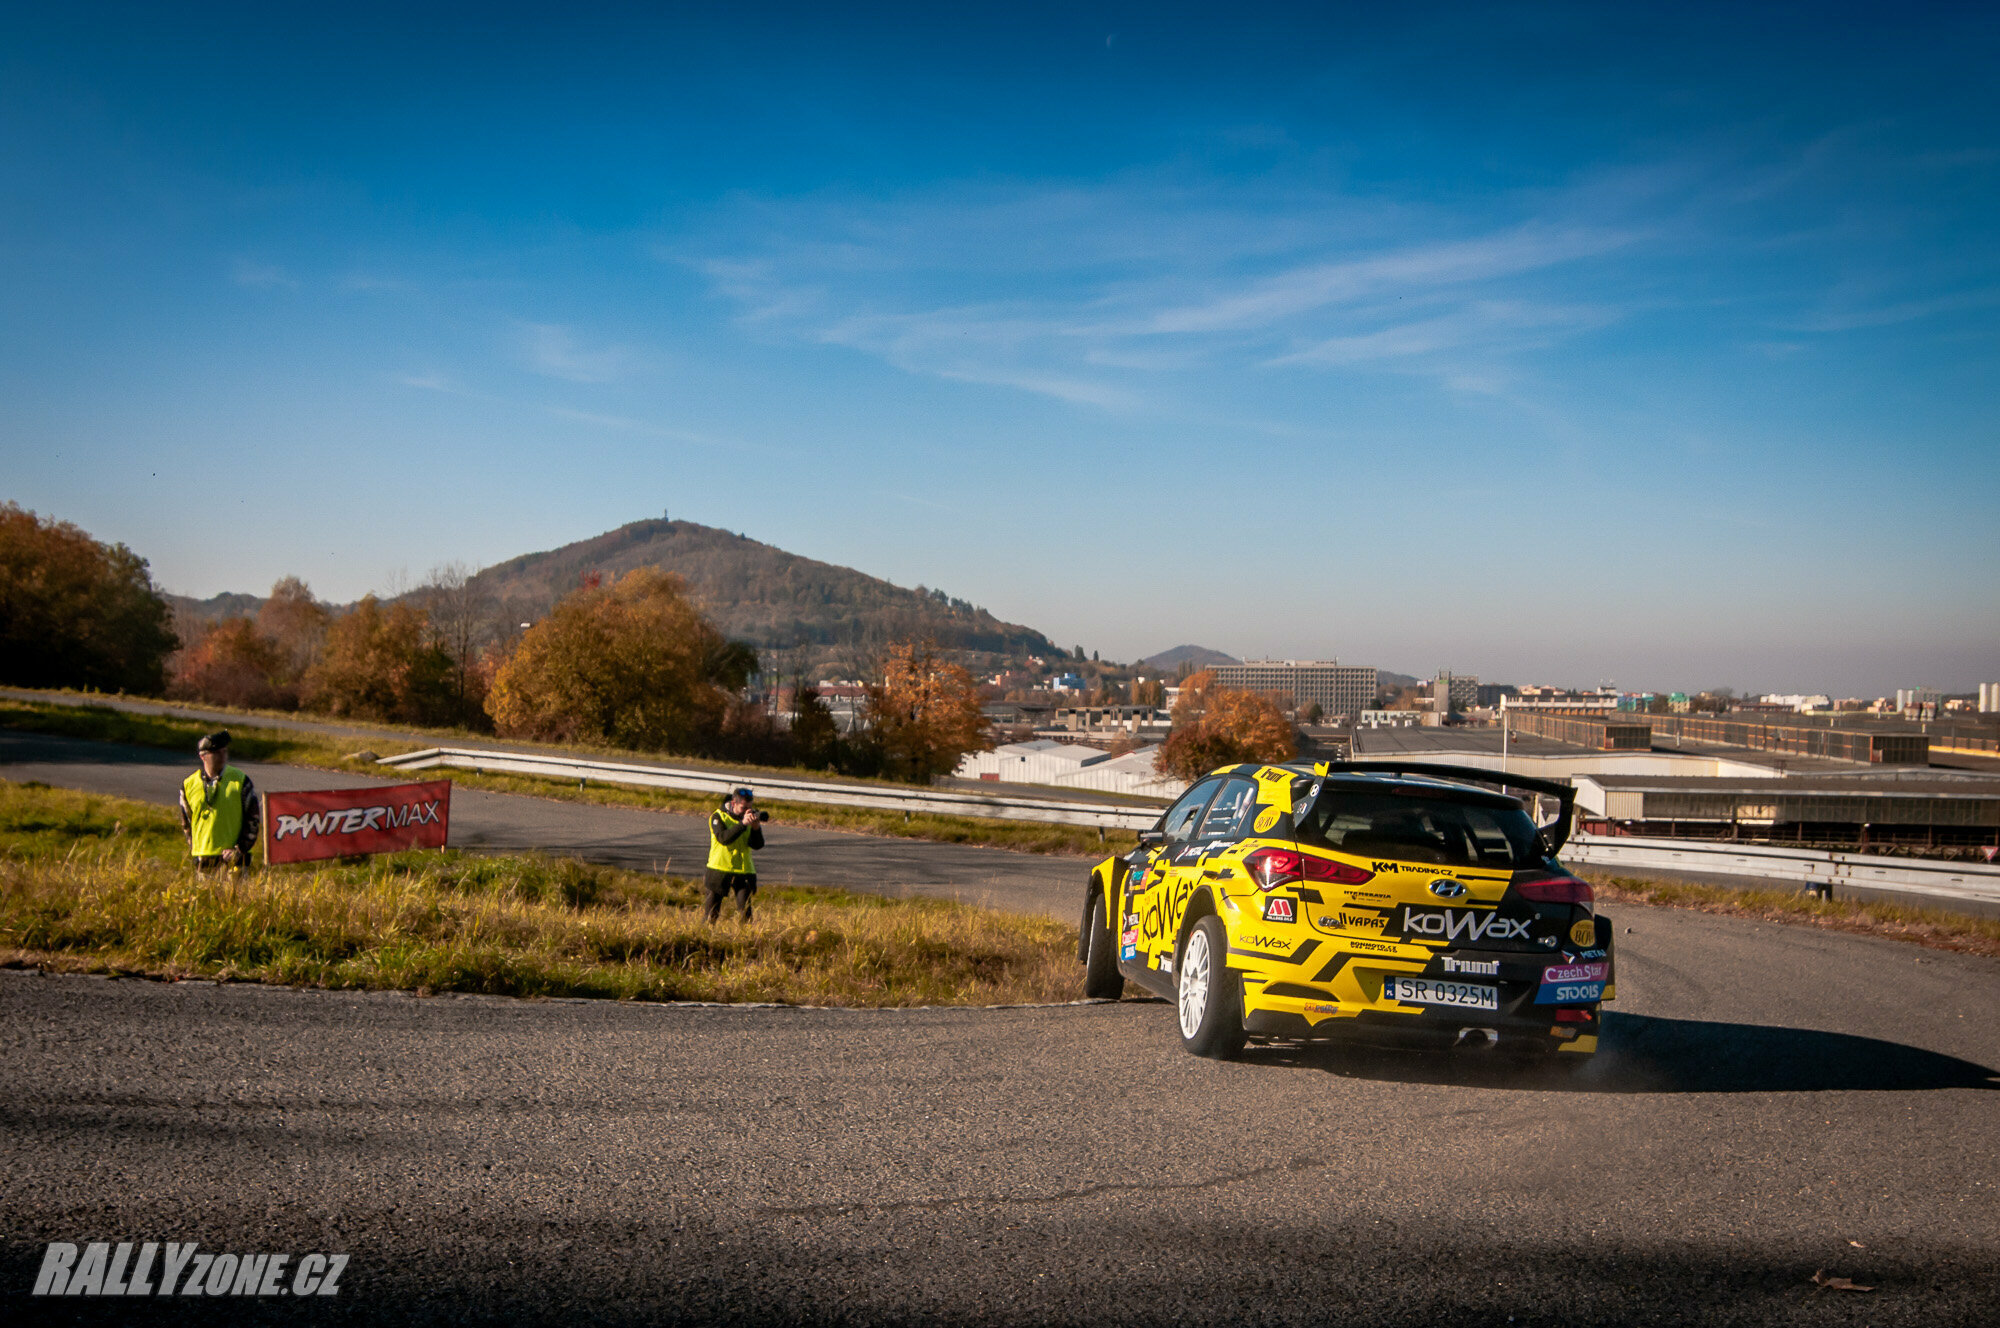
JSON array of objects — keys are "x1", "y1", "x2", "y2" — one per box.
[{"x1": 1136, "y1": 829, "x2": 1166, "y2": 848}]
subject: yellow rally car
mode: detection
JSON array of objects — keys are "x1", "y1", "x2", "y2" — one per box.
[{"x1": 1079, "y1": 762, "x2": 1614, "y2": 1062}]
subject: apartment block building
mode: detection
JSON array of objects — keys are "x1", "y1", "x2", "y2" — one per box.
[{"x1": 1209, "y1": 659, "x2": 1378, "y2": 720}]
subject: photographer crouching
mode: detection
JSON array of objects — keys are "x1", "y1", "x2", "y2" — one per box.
[{"x1": 704, "y1": 786, "x2": 769, "y2": 922}]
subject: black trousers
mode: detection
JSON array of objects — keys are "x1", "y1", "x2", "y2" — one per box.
[{"x1": 703, "y1": 869, "x2": 757, "y2": 922}]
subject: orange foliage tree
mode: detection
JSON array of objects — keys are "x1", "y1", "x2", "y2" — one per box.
[
  {"x1": 1154, "y1": 669, "x2": 1297, "y2": 782},
  {"x1": 256, "y1": 576, "x2": 331, "y2": 692},
  {"x1": 865, "y1": 641, "x2": 991, "y2": 783},
  {"x1": 486, "y1": 568, "x2": 754, "y2": 752},
  {"x1": 168, "y1": 618, "x2": 291, "y2": 709},
  {"x1": 0, "y1": 502, "x2": 177, "y2": 694},
  {"x1": 300, "y1": 596, "x2": 455, "y2": 725},
  {"x1": 168, "y1": 576, "x2": 332, "y2": 710}
]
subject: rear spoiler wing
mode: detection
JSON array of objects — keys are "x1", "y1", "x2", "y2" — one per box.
[{"x1": 1303, "y1": 761, "x2": 1577, "y2": 854}]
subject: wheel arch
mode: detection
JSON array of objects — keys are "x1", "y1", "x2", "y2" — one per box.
[
  {"x1": 1078, "y1": 859, "x2": 1121, "y2": 962},
  {"x1": 1173, "y1": 885, "x2": 1221, "y2": 970}
]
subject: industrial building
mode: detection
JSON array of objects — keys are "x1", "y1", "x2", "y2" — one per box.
[
  {"x1": 1504, "y1": 712, "x2": 1654, "y2": 751},
  {"x1": 1646, "y1": 714, "x2": 1930, "y2": 764},
  {"x1": 1210, "y1": 660, "x2": 1377, "y2": 720},
  {"x1": 953, "y1": 740, "x2": 1185, "y2": 799},
  {"x1": 1574, "y1": 774, "x2": 2000, "y2": 850},
  {"x1": 1503, "y1": 708, "x2": 1933, "y2": 765},
  {"x1": 1040, "y1": 705, "x2": 1170, "y2": 744},
  {"x1": 1434, "y1": 671, "x2": 1479, "y2": 713}
]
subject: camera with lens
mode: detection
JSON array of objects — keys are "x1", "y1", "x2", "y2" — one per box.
[{"x1": 747, "y1": 810, "x2": 770, "y2": 823}]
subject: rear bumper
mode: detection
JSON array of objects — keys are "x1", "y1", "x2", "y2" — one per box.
[
  {"x1": 1238, "y1": 918, "x2": 1615, "y2": 1052},
  {"x1": 1243, "y1": 1003, "x2": 1600, "y2": 1053}
]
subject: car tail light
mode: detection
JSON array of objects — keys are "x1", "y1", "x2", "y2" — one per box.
[
  {"x1": 1243, "y1": 848, "x2": 1373, "y2": 891},
  {"x1": 1553, "y1": 1009, "x2": 1593, "y2": 1022},
  {"x1": 1516, "y1": 876, "x2": 1594, "y2": 904}
]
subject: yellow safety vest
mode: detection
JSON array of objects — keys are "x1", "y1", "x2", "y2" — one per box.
[
  {"x1": 184, "y1": 766, "x2": 249, "y2": 858},
  {"x1": 706, "y1": 811, "x2": 755, "y2": 875}
]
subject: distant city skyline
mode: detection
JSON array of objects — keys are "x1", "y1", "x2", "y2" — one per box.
[{"x1": 3, "y1": 4, "x2": 1995, "y2": 696}]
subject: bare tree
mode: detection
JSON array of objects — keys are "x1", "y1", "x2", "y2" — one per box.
[{"x1": 417, "y1": 561, "x2": 497, "y2": 724}]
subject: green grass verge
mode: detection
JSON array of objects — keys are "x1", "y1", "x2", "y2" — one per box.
[
  {"x1": 0, "y1": 697, "x2": 1140, "y2": 858},
  {"x1": 0, "y1": 780, "x2": 1085, "y2": 1005},
  {"x1": 1584, "y1": 872, "x2": 2000, "y2": 958}
]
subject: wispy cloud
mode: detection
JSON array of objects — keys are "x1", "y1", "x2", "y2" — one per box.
[
  {"x1": 1789, "y1": 286, "x2": 2000, "y2": 332},
  {"x1": 544, "y1": 406, "x2": 716, "y2": 445},
  {"x1": 1271, "y1": 300, "x2": 1618, "y2": 370},
  {"x1": 683, "y1": 174, "x2": 1661, "y2": 410},
  {"x1": 519, "y1": 322, "x2": 647, "y2": 383},
  {"x1": 231, "y1": 259, "x2": 295, "y2": 289},
  {"x1": 1138, "y1": 226, "x2": 1638, "y2": 336}
]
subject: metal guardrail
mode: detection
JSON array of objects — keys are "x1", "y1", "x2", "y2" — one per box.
[
  {"x1": 376, "y1": 747, "x2": 1165, "y2": 831},
  {"x1": 1563, "y1": 832, "x2": 2000, "y2": 907}
]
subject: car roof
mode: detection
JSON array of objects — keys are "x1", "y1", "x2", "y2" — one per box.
[{"x1": 1207, "y1": 762, "x2": 1524, "y2": 810}]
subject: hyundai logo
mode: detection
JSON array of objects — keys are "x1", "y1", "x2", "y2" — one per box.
[{"x1": 1428, "y1": 878, "x2": 1467, "y2": 898}]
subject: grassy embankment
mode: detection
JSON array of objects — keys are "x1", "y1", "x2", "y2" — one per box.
[
  {"x1": 0, "y1": 780, "x2": 1083, "y2": 1004},
  {"x1": 0, "y1": 697, "x2": 1141, "y2": 858},
  {"x1": 1585, "y1": 873, "x2": 2000, "y2": 958}
]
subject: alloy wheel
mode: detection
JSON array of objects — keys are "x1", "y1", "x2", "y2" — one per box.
[{"x1": 1178, "y1": 928, "x2": 1212, "y2": 1039}]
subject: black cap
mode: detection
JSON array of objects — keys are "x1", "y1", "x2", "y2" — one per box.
[{"x1": 196, "y1": 730, "x2": 231, "y2": 754}]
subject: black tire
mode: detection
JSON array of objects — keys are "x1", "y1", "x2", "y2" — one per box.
[
  {"x1": 1175, "y1": 915, "x2": 1245, "y2": 1059},
  {"x1": 1083, "y1": 893, "x2": 1125, "y2": 1001}
]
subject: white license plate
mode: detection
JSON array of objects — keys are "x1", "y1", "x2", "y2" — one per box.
[{"x1": 1384, "y1": 976, "x2": 1499, "y2": 1011}]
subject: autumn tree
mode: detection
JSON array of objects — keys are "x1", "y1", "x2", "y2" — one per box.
[
  {"x1": 486, "y1": 568, "x2": 754, "y2": 752},
  {"x1": 1154, "y1": 669, "x2": 1297, "y2": 782},
  {"x1": 0, "y1": 503, "x2": 177, "y2": 694},
  {"x1": 168, "y1": 618, "x2": 290, "y2": 709},
  {"x1": 301, "y1": 596, "x2": 456, "y2": 725},
  {"x1": 256, "y1": 576, "x2": 330, "y2": 692},
  {"x1": 864, "y1": 641, "x2": 991, "y2": 783}
]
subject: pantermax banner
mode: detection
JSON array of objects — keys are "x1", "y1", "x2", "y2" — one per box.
[{"x1": 263, "y1": 781, "x2": 451, "y2": 864}]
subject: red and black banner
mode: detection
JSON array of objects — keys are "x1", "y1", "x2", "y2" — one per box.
[{"x1": 263, "y1": 781, "x2": 451, "y2": 864}]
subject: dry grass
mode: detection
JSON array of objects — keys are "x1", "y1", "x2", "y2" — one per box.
[
  {"x1": 0, "y1": 781, "x2": 1084, "y2": 1006},
  {"x1": 1585, "y1": 872, "x2": 2000, "y2": 958},
  {"x1": 0, "y1": 697, "x2": 1141, "y2": 857}
]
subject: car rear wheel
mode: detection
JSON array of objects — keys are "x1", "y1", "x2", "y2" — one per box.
[
  {"x1": 1176, "y1": 916, "x2": 1245, "y2": 1059},
  {"x1": 1083, "y1": 893, "x2": 1125, "y2": 1001}
]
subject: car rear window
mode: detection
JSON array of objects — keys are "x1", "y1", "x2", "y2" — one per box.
[{"x1": 1295, "y1": 791, "x2": 1544, "y2": 870}]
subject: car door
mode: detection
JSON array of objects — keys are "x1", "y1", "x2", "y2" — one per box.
[
  {"x1": 1123, "y1": 776, "x2": 1222, "y2": 975},
  {"x1": 1154, "y1": 775, "x2": 1260, "y2": 973}
]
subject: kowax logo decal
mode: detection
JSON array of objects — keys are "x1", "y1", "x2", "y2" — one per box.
[
  {"x1": 1428, "y1": 878, "x2": 1467, "y2": 898},
  {"x1": 1400, "y1": 907, "x2": 1530, "y2": 942}
]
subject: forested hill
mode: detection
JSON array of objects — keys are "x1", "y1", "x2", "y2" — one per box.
[{"x1": 469, "y1": 519, "x2": 1062, "y2": 657}]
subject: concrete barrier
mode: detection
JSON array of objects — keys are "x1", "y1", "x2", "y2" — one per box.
[{"x1": 377, "y1": 747, "x2": 1165, "y2": 831}]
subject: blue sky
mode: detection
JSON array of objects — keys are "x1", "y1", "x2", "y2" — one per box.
[{"x1": 3, "y1": 2, "x2": 1996, "y2": 695}]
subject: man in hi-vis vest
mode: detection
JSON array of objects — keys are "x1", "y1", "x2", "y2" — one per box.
[
  {"x1": 704, "y1": 786, "x2": 767, "y2": 922},
  {"x1": 178, "y1": 730, "x2": 261, "y2": 871}
]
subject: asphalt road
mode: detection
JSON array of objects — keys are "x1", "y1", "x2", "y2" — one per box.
[
  {"x1": 0, "y1": 731, "x2": 1086, "y2": 919},
  {"x1": 3, "y1": 906, "x2": 1998, "y2": 1327}
]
